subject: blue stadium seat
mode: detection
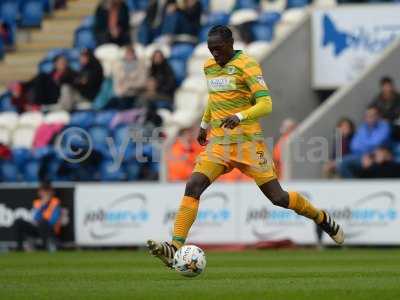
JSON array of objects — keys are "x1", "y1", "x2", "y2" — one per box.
[
  {"x1": 168, "y1": 58, "x2": 186, "y2": 85},
  {"x1": 32, "y1": 145, "x2": 54, "y2": 160},
  {"x1": 236, "y1": 0, "x2": 259, "y2": 9},
  {"x1": 0, "y1": 160, "x2": 19, "y2": 182},
  {"x1": 22, "y1": 159, "x2": 40, "y2": 182},
  {"x1": 128, "y1": 0, "x2": 148, "y2": 11},
  {"x1": 42, "y1": 0, "x2": 54, "y2": 13},
  {"x1": 89, "y1": 125, "x2": 109, "y2": 154},
  {"x1": 113, "y1": 124, "x2": 131, "y2": 147},
  {"x1": 0, "y1": 36, "x2": 3, "y2": 60},
  {"x1": 69, "y1": 111, "x2": 95, "y2": 128},
  {"x1": 38, "y1": 59, "x2": 53, "y2": 73},
  {"x1": 45, "y1": 156, "x2": 62, "y2": 180},
  {"x1": 74, "y1": 27, "x2": 97, "y2": 50},
  {"x1": 0, "y1": 92, "x2": 16, "y2": 112},
  {"x1": 20, "y1": 0, "x2": 44, "y2": 27},
  {"x1": 286, "y1": 0, "x2": 310, "y2": 9},
  {"x1": 125, "y1": 161, "x2": 140, "y2": 180},
  {"x1": 259, "y1": 11, "x2": 281, "y2": 26},
  {"x1": 12, "y1": 148, "x2": 32, "y2": 170},
  {"x1": 170, "y1": 43, "x2": 195, "y2": 62},
  {"x1": 200, "y1": 0, "x2": 209, "y2": 12},
  {"x1": 252, "y1": 23, "x2": 274, "y2": 42},
  {"x1": 199, "y1": 25, "x2": 212, "y2": 42},
  {"x1": 206, "y1": 12, "x2": 230, "y2": 26},
  {"x1": 94, "y1": 110, "x2": 117, "y2": 127},
  {"x1": 99, "y1": 160, "x2": 126, "y2": 181},
  {"x1": 0, "y1": 1, "x2": 19, "y2": 23},
  {"x1": 81, "y1": 15, "x2": 95, "y2": 28}
]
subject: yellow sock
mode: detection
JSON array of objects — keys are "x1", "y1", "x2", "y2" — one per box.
[
  {"x1": 288, "y1": 191, "x2": 324, "y2": 224},
  {"x1": 172, "y1": 196, "x2": 199, "y2": 249}
]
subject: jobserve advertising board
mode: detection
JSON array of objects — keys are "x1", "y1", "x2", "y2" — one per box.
[
  {"x1": 74, "y1": 181, "x2": 400, "y2": 246},
  {"x1": 312, "y1": 5, "x2": 400, "y2": 88}
]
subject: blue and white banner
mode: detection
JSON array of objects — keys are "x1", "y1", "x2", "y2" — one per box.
[
  {"x1": 75, "y1": 181, "x2": 400, "y2": 246},
  {"x1": 312, "y1": 5, "x2": 400, "y2": 88}
]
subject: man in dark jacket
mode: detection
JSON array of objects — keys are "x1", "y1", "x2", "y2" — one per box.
[
  {"x1": 369, "y1": 77, "x2": 400, "y2": 123},
  {"x1": 361, "y1": 146, "x2": 400, "y2": 178},
  {"x1": 94, "y1": 0, "x2": 131, "y2": 46}
]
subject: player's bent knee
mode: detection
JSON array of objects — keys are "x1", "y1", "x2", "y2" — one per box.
[
  {"x1": 184, "y1": 173, "x2": 210, "y2": 199},
  {"x1": 269, "y1": 191, "x2": 289, "y2": 208}
]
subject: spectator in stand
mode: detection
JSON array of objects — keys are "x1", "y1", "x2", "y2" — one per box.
[
  {"x1": 139, "y1": 0, "x2": 174, "y2": 44},
  {"x1": 94, "y1": 0, "x2": 131, "y2": 46},
  {"x1": 167, "y1": 127, "x2": 203, "y2": 181},
  {"x1": 323, "y1": 118, "x2": 355, "y2": 178},
  {"x1": 58, "y1": 49, "x2": 104, "y2": 111},
  {"x1": 108, "y1": 46, "x2": 147, "y2": 109},
  {"x1": 360, "y1": 146, "x2": 400, "y2": 178},
  {"x1": 14, "y1": 182, "x2": 61, "y2": 252},
  {"x1": 27, "y1": 55, "x2": 76, "y2": 107},
  {"x1": 338, "y1": 106, "x2": 391, "y2": 178},
  {"x1": 161, "y1": 0, "x2": 202, "y2": 42},
  {"x1": 273, "y1": 118, "x2": 297, "y2": 179},
  {"x1": 8, "y1": 82, "x2": 40, "y2": 113},
  {"x1": 0, "y1": 20, "x2": 12, "y2": 49},
  {"x1": 369, "y1": 77, "x2": 400, "y2": 123},
  {"x1": 167, "y1": 127, "x2": 251, "y2": 182},
  {"x1": 149, "y1": 50, "x2": 176, "y2": 99}
]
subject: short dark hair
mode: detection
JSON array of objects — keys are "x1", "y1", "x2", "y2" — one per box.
[
  {"x1": 380, "y1": 76, "x2": 393, "y2": 86},
  {"x1": 39, "y1": 180, "x2": 52, "y2": 191},
  {"x1": 208, "y1": 25, "x2": 233, "y2": 41}
]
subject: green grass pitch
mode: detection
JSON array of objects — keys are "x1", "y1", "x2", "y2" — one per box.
[{"x1": 0, "y1": 249, "x2": 399, "y2": 300}]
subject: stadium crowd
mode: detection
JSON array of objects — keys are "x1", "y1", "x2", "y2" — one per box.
[
  {"x1": 1, "y1": 0, "x2": 400, "y2": 183},
  {"x1": 324, "y1": 77, "x2": 400, "y2": 179}
]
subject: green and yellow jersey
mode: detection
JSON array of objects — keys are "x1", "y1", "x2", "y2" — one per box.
[{"x1": 201, "y1": 50, "x2": 272, "y2": 144}]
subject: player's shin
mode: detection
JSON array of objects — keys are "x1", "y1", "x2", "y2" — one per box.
[
  {"x1": 172, "y1": 196, "x2": 199, "y2": 249},
  {"x1": 288, "y1": 191, "x2": 324, "y2": 224}
]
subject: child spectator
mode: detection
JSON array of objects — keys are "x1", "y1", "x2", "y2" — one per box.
[
  {"x1": 94, "y1": 0, "x2": 131, "y2": 46},
  {"x1": 338, "y1": 106, "x2": 391, "y2": 178}
]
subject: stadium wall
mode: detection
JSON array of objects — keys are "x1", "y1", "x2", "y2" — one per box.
[
  {"x1": 1, "y1": 181, "x2": 400, "y2": 247},
  {"x1": 260, "y1": 13, "x2": 320, "y2": 141},
  {"x1": 283, "y1": 39, "x2": 400, "y2": 179}
]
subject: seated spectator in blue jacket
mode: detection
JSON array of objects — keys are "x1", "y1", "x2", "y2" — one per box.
[
  {"x1": 338, "y1": 106, "x2": 391, "y2": 178},
  {"x1": 14, "y1": 182, "x2": 62, "y2": 252}
]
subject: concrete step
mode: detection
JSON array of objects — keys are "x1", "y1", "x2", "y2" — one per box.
[
  {"x1": 41, "y1": 19, "x2": 83, "y2": 32},
  {"x1": 4, "y1": 53, "x2": 44, "y2": 65},
  {"x1": 17, "y1": 39, "x2": 73, "y2": 52}
]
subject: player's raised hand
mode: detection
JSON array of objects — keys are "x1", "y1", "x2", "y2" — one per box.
[
  {"x1": 220, "y1": 115, "x2": 240, "y2": 129},
  {"x1": 197, "y1": 128, "x2": 208, "y2": 146}
]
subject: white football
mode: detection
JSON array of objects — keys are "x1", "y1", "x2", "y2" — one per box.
[{"x1": 172, "y1": 245, "x2": 206, "y2": 277}]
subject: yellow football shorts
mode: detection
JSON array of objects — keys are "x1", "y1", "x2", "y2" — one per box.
[{"x1": 193, "y1": 141, "x2": 277, "y2": 186}]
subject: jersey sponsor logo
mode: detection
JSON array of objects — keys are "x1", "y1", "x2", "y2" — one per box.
[
  {"x1": 207, "y1": 76, "x2": 237, "y2": 92},
  {"x1": 226, "y1": 66, "x2": 236, "y2": 75},
  {"x1": 256, "y1": 75, "x2": 266, "y2": 87}
]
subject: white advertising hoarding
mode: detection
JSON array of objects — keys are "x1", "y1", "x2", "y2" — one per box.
[
  {"x1": 312, "y1": 5, "x2": 400, "y2": 89},
  {"x1": 75, "y1": 181, "x2": 400, "y2": 246}
]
